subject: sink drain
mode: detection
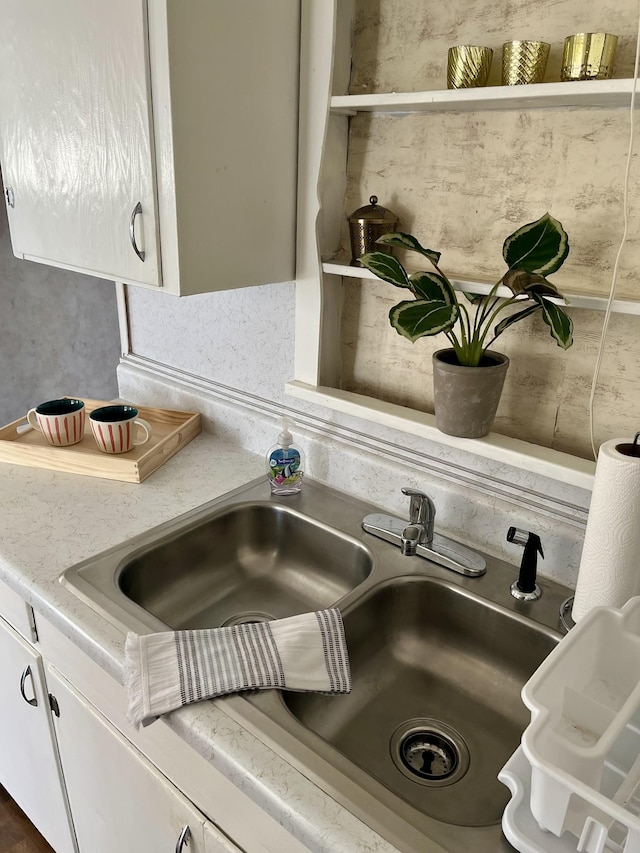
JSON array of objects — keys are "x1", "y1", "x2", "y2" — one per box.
[
  {"x1": 390, "y1": 719, "x2": 470, "y2": 787},
  {"x1": 220, "y1": 611, "x2": 274, "y2": 628}
]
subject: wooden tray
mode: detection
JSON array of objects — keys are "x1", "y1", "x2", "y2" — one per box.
[{"x1": 0, "y1": 398, "x2": 201, "y2": 483}]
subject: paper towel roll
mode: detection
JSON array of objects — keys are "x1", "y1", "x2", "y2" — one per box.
[{"x1": 573, "y1": 438, "x2": 640, "y2": 622}]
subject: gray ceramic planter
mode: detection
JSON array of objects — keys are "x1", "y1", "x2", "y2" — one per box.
[{"x1": 432, "y1": 348, "x2": 509, "y2": 438}]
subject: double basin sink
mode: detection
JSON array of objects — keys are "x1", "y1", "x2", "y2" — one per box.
[{"x1": 61, "y1": 477, "x2": 569, "y2": 853}]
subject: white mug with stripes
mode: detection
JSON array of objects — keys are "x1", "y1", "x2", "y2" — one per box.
[
  {"x1": 26, "y1": 398, "x2": 86, "y2": 446},
  {"x1": 89, "y1": 405, "x2": 152, "y2": 454}
]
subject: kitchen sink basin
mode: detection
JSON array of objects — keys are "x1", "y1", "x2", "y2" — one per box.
[
  {"x1": 283, "y1": 576, "x2": 557, "y2": 828},
  {"x1": 117, "y1": 502, "x2": 373, "y2": 629},
  {"x1": 61, "y1": 476, "x2": 570, "y2": 853},
  {"x1": 61, "y1": 484, "x2": 374, "y2": 636}
]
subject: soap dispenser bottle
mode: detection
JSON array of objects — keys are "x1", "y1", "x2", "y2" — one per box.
[{"x1": 266, "y1": 418, "x2": 304, "y2": 495}]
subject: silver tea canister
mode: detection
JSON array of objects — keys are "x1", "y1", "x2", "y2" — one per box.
[{"x1": 348, "y1": 196, "x2": 399, "y2": 266}]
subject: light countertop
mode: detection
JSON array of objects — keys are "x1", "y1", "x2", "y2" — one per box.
[{"x1": 0, "y1": 431, "x2": 406, "y2": 853}]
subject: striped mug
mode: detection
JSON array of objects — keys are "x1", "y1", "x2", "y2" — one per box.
[
  {"x1": 26, "y1": 398, "x2": 86, "y2": 447},
  {"x1": 89, "y1": 405, "x2": 152, "y2": 454}
]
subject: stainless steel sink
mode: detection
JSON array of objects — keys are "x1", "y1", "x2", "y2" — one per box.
[
  {"x1": 117, "y1": 502, "x2": 372, "y2": 629},
  {"x1": 283, "y1": 576, "x2": 556, "y2": 828},
  {"x1": 61, "y1": 476, "x2": 570, "y2": 853},
  {"x1": 61, "y1": 481, "x2": 374, "y2": 636}
]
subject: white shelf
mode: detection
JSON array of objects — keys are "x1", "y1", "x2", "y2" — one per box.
[
  {"x1": 331, "y1": 78, "x2": 639, "y2": 114},
  {"x1": 323, "y1": 261, "x2": 640, "y2": 316},
  {"x1": 286, "y1": 381, "x2": 596, "y2": 489}
]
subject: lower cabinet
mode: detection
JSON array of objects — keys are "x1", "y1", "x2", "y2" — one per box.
[
  {"x1": 0, "y1": 615, "x2": 76, "y2": 853},
  {"x1": 47, "y1": 665, "x2": 241, "y2": 853},
  {"x1": 0, "y1": 589, "x2": 303, "y2": 853}
]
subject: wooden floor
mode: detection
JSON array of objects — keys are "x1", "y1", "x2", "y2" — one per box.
[{"x1": 0, "y1": 785, "x2": 55, "y2": 853}]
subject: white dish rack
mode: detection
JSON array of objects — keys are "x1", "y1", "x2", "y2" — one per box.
[
  {"x1": 502, "y1": 596, "x2": 640, "y2": 853},
  {"x1": 500, "y1": 746, "x2": 582, "y2": 853}
]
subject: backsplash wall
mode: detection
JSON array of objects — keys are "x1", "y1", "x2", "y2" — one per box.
[
  {"x1": 340, "y1": 0, "x2": 640, "y2": 459},
  {"x1": 125, "y1": 284, "x2": 294, "y2": 405}
]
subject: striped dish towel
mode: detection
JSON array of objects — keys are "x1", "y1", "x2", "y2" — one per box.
[{"x1": 125, "y1": 608, "x2": 351, "y2": 728}]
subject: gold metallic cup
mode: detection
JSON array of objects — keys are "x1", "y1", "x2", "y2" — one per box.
[
  {"x1": 501, "y1": 40, "x2": 550, "y2": 85},
  {"x1": 447, "y1": 45, "x2": 493, "y2": 89},
  {"x1": 561, "y1": 33, "x2": 618, "y2": 81}
]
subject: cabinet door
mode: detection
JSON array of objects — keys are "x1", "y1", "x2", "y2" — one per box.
[
  {"x1": 0, "y1": 616, "x2": 76, "y2": 853},
  {"x1": 47, "y1": 665, "x2": 212, "y2": 853},
  {"x1": 0, "y1": 0, "x2": 160, "y2": 286}
]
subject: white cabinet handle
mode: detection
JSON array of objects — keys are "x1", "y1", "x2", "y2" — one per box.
[
  {"x1": 19, "y1": 665, "x2": 37, "y2": 706},
  {"x1": 175, "y1": 825, "x2": 191, "y2": 852},
  {"x1": 129, "y1": 201, "x2": 146, "y2": 262}
]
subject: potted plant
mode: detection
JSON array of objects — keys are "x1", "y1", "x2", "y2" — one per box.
[{"x1": 359, "y1": 212, "x2": 573, "y2": 438}]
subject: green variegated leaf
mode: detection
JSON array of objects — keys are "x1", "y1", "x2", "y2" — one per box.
[
  {"x1": 389, "y1": 299, "x2": 459, "y2": 342},
  {"x1": 493, "y1": 304, "x2": 539, "y2": 338},
  {"x1": 409, "y1": 271, "x2": 453, "y2": 303},
  {"x1": 503, "y1": 268, "x2": 564, "y2": 298},
  {"x1": 531, "y1": 293, "x2": 574, "y2": 349},
  {"x1": 463, "y1": 292, "x2": 485, "y2": 304},
  {"x1": 523, "y1": 279, "x2": 567, "y2": 300},
  {"x1": 376, "y1": 232, "x2": 441, "y2": 266},
  {"x1": 503, "y1": 213, "x2": 569, "y2": 276},
  {"x1": 359, "y1": 252, "x2": 410, "y2": 288}
]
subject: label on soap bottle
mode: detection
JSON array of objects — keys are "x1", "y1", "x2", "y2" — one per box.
[{"x1": 268, "y1": 447, "x2": 302, "y2": 488}]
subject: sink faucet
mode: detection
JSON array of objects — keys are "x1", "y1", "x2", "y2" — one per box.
[
  {"x1": 400, "y1": 488, "x2": 435, "y2": 555},
  {"x1": 362, "y1": 487, "x2": 486, "y2": 577}
]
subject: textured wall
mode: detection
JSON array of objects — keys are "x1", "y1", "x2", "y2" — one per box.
[
  {"x1": 0, "y1": 202, "x2": 121, "y2": 425},
  {"x1": 350, "y1": 1, "x2": 637, "y2": 93},
  {"x1": 341, "y1": 0, "x2": 640, "y2": 458}
]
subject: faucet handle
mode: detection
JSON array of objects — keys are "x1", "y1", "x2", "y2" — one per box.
[
  {"x1": 401, "y1": 487, "x2": 427, "y2": 498},
  {"x1": 401, "y1": 488, "x2": 435, "y2": 540}
]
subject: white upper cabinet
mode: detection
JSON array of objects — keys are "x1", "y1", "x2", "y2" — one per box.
[
  {"x1": 0, "y1": 0, "x2": 160, "y2": 286},
  {"x1": 0, "y1": 0, "x2": 299, "y2": 295}
]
